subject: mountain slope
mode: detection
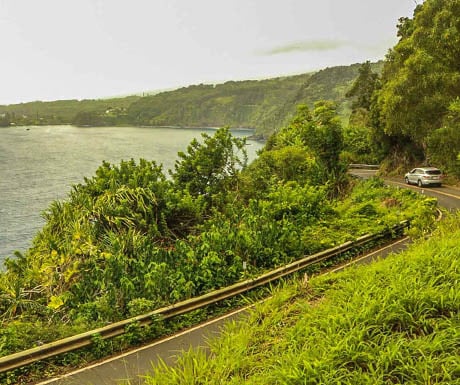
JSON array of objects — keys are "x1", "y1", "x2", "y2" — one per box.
[{"x1": 0, "y1": 62, "x2": 383, "y2": 137}]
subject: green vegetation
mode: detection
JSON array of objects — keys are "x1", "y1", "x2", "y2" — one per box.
[
  {"x1": 143, "y1": 214, "x2": 460, "y2": 385},
  {"x1": 125, "y1": 65, "x2": 373, "y2": 138},
  {"x1": 1, "y1": 1, "x2": 458, "y2": 381},
  {"x1": 0, "y1": 103, "x2": 436, "y2": 379},
  {"x1": 368, "y1": 0, "x2": 460, "y2": 176},
  {"x1": 341, "y1": 61, "x2": 381, "y2": 164}
]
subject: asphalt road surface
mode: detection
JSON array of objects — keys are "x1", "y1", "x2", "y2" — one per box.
[
  {"x1": 350, "y1": 168, "x2": 460, "y2": 212},
  {"x1": 38, "y1": 308, "x2": 249, "y2": 385}
]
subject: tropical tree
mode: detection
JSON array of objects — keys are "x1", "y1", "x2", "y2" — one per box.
[
  {"x1": 346, "y1": 61, "x2": 379, "y2": 112},
  {"x1": 240, "y1": 145, "x2": 319, "y2": 200},
  {"x1": 371, "y1": 0, "x2": 460, "y2": 167},
  {"x1": 264, "y1": 102, "x2": 346, "y2": 193},
  {"x1": 170, "y1": 127, "x2": 248, "y2": 208},
  {"x1": 427, "y1": 99, "x2": 460, "y2": 177},
  {"x1": 342, "y1": 62, "x2": 381, "y2": 164}
]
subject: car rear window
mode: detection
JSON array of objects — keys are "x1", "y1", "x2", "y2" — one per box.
[{"x1": 426, "y1": 170, "x2": 441, "y2": 175}]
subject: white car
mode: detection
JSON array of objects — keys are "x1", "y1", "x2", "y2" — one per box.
[{"x1": 404, "y1": 167, "x2": 443, "y2": 187}]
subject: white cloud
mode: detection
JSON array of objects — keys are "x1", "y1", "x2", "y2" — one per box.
[{"x1": 260, "y1": 40, "x2": 348, "y2": 55}]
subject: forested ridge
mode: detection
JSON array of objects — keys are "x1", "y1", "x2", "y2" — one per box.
[
  {"x1": 0, "y1": 63, "x2": 377, "y2": 138},
  {"x1": 0, "y1": 96, "x2": 140, "y2": 127}
]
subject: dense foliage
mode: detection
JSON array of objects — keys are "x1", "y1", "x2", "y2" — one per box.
[
  {"x1": 370, "y1": 0, "x2": 460, "y2": 175},
  {"x1": 144, "y1": 214, "x2": 460, "y2": 384},
  {"x1": 341, "y1": 61, "x2": 381, "y2": 164},
  {"x1": 0, "y1": 108, "x2": 436, "y2": 363},
  {"x1": 255, "y1": 101, "x2": 346, "y2": 196}
]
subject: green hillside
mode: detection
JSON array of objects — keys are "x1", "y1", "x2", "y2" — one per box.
[
  {"x1": 124, "y1": 64, "x2": 372, "y2": 137},
  {"x1": 0, "y1": 62, "x2": 382, "y2": 138},
  {"x1": 144, "y1": 214, "x2": 460, "y2": 384}
]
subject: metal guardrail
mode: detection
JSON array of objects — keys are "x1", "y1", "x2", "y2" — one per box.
[
  {"x1": 0, "y1": 220, "x2": 409, "y2": 374},
  {"x1": 348, "y1": 163, "x2": 380, "y2": 170}
]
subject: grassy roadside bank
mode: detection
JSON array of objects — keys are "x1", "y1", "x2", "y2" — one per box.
[{"x1": 144, "y1": 213, "x2": 460, "y2": 385}]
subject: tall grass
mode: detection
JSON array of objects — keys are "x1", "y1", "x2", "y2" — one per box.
[{"x1": 143, "y1": 214, "x2": 460, "y2": 384}]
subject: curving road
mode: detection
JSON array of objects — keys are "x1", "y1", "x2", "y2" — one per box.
[
  {"x1": 37, "y1": 171, "x2": 460, "y2": 385},
  {"x1": 385, "y1": 178, "x2": 460, "y2": 212},
  {"x1": 38, "y1": 308, "x2": 248, "y2": 385},
  {"x1": 349, "y1": 168, "x2": 460, "y2": 212}
]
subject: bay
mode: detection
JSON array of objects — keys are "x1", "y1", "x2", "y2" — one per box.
[{"x1": 0, "y1": 125, "x2": 264, "y2": 265}]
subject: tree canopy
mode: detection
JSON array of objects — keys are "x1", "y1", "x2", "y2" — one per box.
[{"x1": 371, "y1": 0, "x2": 460, "y2": 173}]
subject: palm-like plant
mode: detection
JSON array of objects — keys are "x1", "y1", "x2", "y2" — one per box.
[{"x1": 0, "y1": 278, "x2": 46, "y2": 322}]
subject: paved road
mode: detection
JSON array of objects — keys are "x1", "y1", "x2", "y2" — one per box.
[
  {"x1": 386, "y1": 178, "x2": 460, "y2": 212},
  {"x1": 38, "y1": 308, "x2": 249, "y2": 385},
  {"x1": 350, "y1": 168, "x2": 460, "y2": 212},
  {"x1": 36, "y1": 171, "x2": 460, "y2": 385}
]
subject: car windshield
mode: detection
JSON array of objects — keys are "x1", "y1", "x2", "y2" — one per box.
[{"x1": 426, "y1": 170, "x2": 441, "y2": 175}]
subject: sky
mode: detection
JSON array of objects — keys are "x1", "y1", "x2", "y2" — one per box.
[{"x1": 0, "y1": 0, "x2": 421, "y2": 105}]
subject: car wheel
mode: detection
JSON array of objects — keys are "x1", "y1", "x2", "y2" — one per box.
[
  {"x1": 417, "y1": 179, "x2": 423, "y2": 187},
  {"x1": 405, "y1": 177, "x2": 410, "y2": 184}
]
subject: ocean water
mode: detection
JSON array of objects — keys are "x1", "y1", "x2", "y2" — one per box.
[{"x1": 0, "y1": 125, "x2": 264, "y2": 265}]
